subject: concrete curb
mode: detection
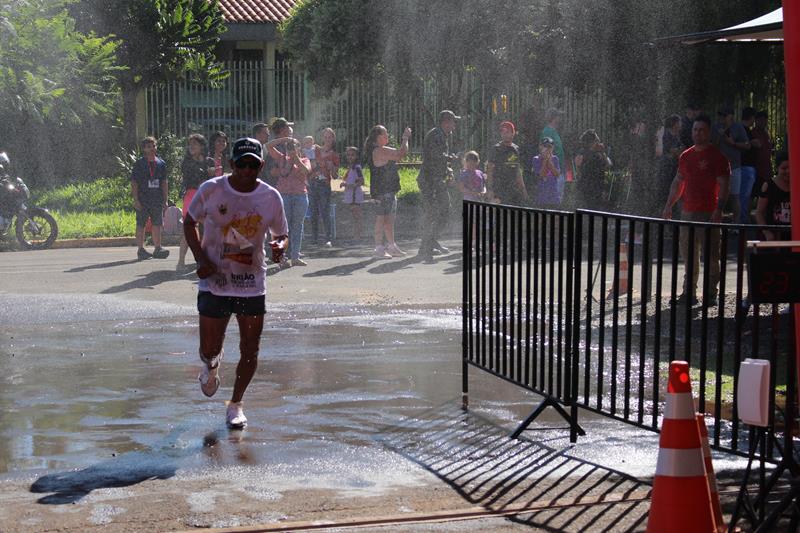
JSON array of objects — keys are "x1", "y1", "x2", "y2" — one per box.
[{"x1": 51, "y1": 235, "x2": 183, "y2": 249}]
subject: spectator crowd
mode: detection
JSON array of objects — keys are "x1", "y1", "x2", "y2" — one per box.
[{"x1": 130, "y1": 103, "x2": 790, "y2": 278}]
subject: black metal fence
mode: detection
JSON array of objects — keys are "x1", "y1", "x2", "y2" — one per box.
[{"x1": 462, "y1": 201, "x2": 796, "y2": 460}]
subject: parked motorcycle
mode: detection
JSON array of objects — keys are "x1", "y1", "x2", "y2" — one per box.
[{"x1": 0, "y1": 152, "x2": 58, "y2": 250}]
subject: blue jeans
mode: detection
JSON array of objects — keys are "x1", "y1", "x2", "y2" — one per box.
[
  {"x1": 282, "y1": 193, "x2": 308, "y2": 260},
  {"x1": 739, "y1": 166, "x2": 756, "y2": 224},
  {"x1": 556, "y1": 173, "x2": 566, "y2": 204},
  {"x1": 308, "y1": 178, "x2": 332, "y2": 243}
]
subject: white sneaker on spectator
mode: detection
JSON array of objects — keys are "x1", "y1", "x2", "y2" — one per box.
[
  {"x1": 386, "y1": 243, "x2": 406, "y2": 257},
  {"x1": 324, "y1": 241, "x2": 332, "y2": 247},
  {"x1": 372, "y1": 245, "x2": 392, "y2": 259},
  {"x1": 226, "y1": 401, "x2": 247, "y2": 428},
  {"x1": 198, "y1": 350, "x2": 223, "y2": 398}
]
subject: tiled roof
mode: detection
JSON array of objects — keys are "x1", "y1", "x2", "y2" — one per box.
[{"x1": 218, "y1": 0, "x2": 299, "y2": 24}]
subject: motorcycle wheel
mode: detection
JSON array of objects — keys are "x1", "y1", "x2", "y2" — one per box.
[{"x1": 15, "y1": 207, "x2": 58, "y2": 250}]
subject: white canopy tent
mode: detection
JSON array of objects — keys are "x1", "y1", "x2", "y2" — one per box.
[{"x1": 654, "y1": 7, "x2": 783, "y2": 45}]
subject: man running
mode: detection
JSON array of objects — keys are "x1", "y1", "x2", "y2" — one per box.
[{"x1": 184, "y1": 137, "x2": 288, "y2": 428}]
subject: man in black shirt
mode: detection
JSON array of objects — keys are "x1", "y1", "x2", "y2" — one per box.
[
  {"x1": 417, "y1": 110, "x2": 460, "y2": 261},
  {"x1": 487, "y1": 121, "x2": 528, "y2": 206}
]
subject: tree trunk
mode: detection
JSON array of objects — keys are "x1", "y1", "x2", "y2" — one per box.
[{"x1": 122, "y1": 85, "x2": 139, "y2": 149}]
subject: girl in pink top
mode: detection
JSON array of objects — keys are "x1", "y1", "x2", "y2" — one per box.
[
  {"x1": 340, "y1": 146, "x2": 365, "y2": 241},
  {"x1": 309, "y1": 127, "x2": 340, "y2": 246}
]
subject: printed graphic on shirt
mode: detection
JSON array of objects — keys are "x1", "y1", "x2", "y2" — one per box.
[
  {"x1": 502, "y1": 153, "x2": 519, "y2": 169},
  {"x1": 774, "y1": 202, "x2": 791, "y2": 224},
  {"x1": 221, "y1": 213, "x2": 262, "y2": 266}
]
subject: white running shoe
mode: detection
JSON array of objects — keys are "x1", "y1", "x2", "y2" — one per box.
[
  {"x1": 198, "y1": 350, "x2": 223, "y2": 398},
  {"x1": 372, "y1": 245, "x2": 392, "y2": 259},
  {"x1": 226, "y1": 401, "x2": 247, "y2": 429},
  {"x1": 386, "y1": 243, "x2": 407, "y2": 257}
]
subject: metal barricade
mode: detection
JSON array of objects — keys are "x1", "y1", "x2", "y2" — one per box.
[
  {"x1": 462, "y1": 201, "x2": 582, "y2": 441},
  {"x1": 462, "y1": 202, "x2": 794, "y2": 460}
]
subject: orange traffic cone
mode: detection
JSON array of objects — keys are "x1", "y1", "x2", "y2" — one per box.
[
  {"x1": 697, "y1": 414, "x2": 726, "y2": 532},
  {"x1": 607, "y1": 241, "x2": 629, "y2": 299},
  {"x1": 646, "y1": 361, "x2": 717, "y2": 533}
]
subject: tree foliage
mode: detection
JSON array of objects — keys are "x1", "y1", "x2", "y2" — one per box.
[
  {"x1": 280, "y1": 0, "x2": 783, "y2": 119},
  {"x1": 280, "y1": 0, "x2": 379, "y2": 94},
  {"x1": 0, "y1": 0, "x2": 121, "y2": 185},
  {"x1": 70, "y1": 0, "x2": 228, "y2": 145},
  {"x1": 0, "y1": 0, "x2": 119, "y2": 125}
]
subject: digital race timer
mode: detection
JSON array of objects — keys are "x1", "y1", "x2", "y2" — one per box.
[{"x1": 748, "y1": 241, "x2": 800, "y2": 304}]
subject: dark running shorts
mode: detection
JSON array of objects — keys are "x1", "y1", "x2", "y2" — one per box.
[
  {"x1": 197, "y1": 291, "x2": 266, "y2": 318},
  {"x1": 375, "y1": 193, "x2": 397, "y2": 216},
  {"x1": 135, "y1": 202, "x2": 163, "y2": 227}
]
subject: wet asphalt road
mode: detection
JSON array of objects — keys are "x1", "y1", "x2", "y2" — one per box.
[{"x1": 0, "y1": 243, "x2": 748, "y2": 532}]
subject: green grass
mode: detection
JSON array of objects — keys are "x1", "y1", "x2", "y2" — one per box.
[
  {"x1": 33, "y1": 176, "x2": 132, "y2": 213},
  {"x1": 51, "y1": 210, "x2": 137, "y2": 239},
  {"x1": 33, "y1": 166, "x2": 423, "y2": 240}
]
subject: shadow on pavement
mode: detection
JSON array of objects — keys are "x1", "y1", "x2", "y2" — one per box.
[
  {"x1": 65, "y1": 259, "x2": 141, "y2": 273},
  {"x1": 302, "y1": 258, "x2": 378, "y2": 277},
  {"x1": 440, "y1": 253, "x2": 464, "y2": 275},
  {"x1": 377, "y1": 402, "x2": 651, "y2": 532},
  {"x1": 100, "y1": 268, "x2": 188, "y2": 294},
  {"x1": 29, "y1": 451, "x2": 176, "y2": 504},
  {"x1": 366, "y1": 255, "x2": 424, "y2": 274}
]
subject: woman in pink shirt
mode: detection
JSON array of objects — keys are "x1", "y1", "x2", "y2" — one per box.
[{"x1": 268, "y1": 137, "x2": 312, "y2": 266}]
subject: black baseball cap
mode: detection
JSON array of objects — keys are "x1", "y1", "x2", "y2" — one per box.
[
  {"x1": 439, "y1": 109, "x2": 461, "y2": 122},
  {"x1": 231, "y1": 137, "x2": 264, "y2": 163}
]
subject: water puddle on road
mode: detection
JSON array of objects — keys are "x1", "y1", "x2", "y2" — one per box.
[{"x1": 0, "y1": 307, "x2": 464, "y2": 497}]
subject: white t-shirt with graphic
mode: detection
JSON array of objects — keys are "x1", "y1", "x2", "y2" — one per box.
[{"x1": 188, "y1": 176, "x2": 288, "y2": 297}]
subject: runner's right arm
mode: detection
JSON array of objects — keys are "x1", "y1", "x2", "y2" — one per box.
[{"x1": 183, "y1": 212, "x2": 216, "y2": 279}]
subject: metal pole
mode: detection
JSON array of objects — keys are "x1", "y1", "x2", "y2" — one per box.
[
  {"x1": 782, "y1": 0, "x2": 800, "y2": 399},
  {"x1": 462, "y1": 201, "x2": 470, "y2": 410}
]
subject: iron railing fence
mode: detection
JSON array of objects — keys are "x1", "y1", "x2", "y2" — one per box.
[
  {"x1": 144, "y1": 61, "x2": 307, "y2": 141},
  {"x1": 145, "y1": 63, "x2": 786, "y2": 161},
  {"x1": 572, "y1": 210, "x2": 794, "y2": 460},
  {"x1": 462, "y1": 201, "x2": 795, "y2": 460},
  {"x1": 144, "y1": 64, "x2": 624, "y2": 156}
]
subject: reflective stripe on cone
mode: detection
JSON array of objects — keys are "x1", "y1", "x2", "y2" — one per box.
[
  {"x1": 654, "y1": 448, "x2": 706, "y2": 477},
  {"x1": 663, "y1": 392, "x2": 696, "y2": 420}
]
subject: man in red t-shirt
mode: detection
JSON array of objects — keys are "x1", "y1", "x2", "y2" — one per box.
[{"x1": 662, "y1": 115, "x2": 731, "y2": 305}]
